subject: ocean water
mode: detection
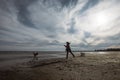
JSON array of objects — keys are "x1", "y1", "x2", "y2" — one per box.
[
  {"x1": 0, "y1": 51, "x2": 66, "y2": 67},
  {"x1": 0, "y1": 51, "x2": 82, "y2": 67},
  {"x1": 0, "y1": 51, "x2": 119, "y2": 67},
  {"x1": 0, "y1": 51, "x2": 117, "y2": 62}
]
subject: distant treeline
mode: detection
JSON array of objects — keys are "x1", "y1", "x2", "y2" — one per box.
[
  {"x1": 95, "y1": 48, "x2": 120, "y2": 51},
  {"x1": 73, "y1": 48, "x2": 120, "y2": 52}
]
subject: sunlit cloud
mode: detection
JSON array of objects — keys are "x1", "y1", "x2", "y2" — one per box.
[{"x1": 0, "y1": 0, "x2": 120, "y2": 50}]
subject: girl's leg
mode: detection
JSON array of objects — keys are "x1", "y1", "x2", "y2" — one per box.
[
  {"x1": 70, "y1": 51, "x2": 75, "y2": 58},
  {"x1": 66, "y1": 51, "x2": 69, "y2": 59}
]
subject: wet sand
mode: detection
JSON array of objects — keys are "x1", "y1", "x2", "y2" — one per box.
[{"x1": 0, "y1": 52, "x2": 120, "y2": 80}]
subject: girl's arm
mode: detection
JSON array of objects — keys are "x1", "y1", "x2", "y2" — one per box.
[{"x1": 64, "y1": 45, "x2": 67, "y2": 47}]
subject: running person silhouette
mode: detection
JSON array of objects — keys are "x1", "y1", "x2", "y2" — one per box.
[{"x1": 64, "y1": 42, "x2": 75, "y2": 59}]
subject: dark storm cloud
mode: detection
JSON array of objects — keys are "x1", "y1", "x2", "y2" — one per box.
[
  {"x1": 59, "y1": 0, "x2": 78, "y2": 8},
  {"x1": 86, "y1": 33, "x2": 120, "y2": 49},
  {"x1": 80, "y1": 0, "x2": 100, "y2": 13},
  {"x1": 43, "y1": 0, "x2": 78, "y2": 9},
  {"x1": 14, "y1": 0, "x2": 37, "y2": 28},
  {"x1": 84, "y1": 31, "x2": 91, "y2": 38},
  {"x1": 108, "y1": 33, "x2": 120, "y2": 40},
  {"x1": 0, "y1": 0, "x2": 37, "y2": 28},
  {"x1": 0, "y1": 40, "x2": 16, "y2": 46},
  {"x1": 106, "y1": 33, "x2": 120, "y2": 45},
  {"x1": 0, "y1": 0, "x2": 9, "y2": 12},
  {"x1": 67, "y1": 18, "x2": 77, "y2": 34}
]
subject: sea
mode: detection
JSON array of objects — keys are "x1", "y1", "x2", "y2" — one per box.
[
  {"x1": 0, "y1": 51, "x2": 65, "y2": 67},
  {"x1": 0, "y1": 51, "x2": 119, "y2": 67}
]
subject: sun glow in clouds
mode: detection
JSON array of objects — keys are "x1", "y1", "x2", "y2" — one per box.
[
  {"x1": 93, "y1": 12, "x2": 111, "y2": 30},
  {"x1": 75, "y1": 8, "x2": 118, "y2": 33},
  {"x1": 75, "y1": 11, "x2": 110, "y2": 31},
  {"x1": 95, "y1": 12, "x2": 108, "y2": 26}
]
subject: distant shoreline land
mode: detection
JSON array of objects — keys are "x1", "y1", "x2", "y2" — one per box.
[
  {"x1": 95, "y1": 48, "x2": 120, "y2": 51},
  {"x1": 73, "y1": 48, "x2": 120, "y2": 52}
]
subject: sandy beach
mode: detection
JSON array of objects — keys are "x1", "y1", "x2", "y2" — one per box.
[{"x1": 0, "y1": 52, "x2": 120, "y2": 80}]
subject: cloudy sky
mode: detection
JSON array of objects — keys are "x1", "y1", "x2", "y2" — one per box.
[{"x1": 0, "y1": 0, "x2": 120, "y2": 51}]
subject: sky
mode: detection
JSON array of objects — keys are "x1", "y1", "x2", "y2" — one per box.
[{"x1": 0, "y1": 0, "x2": 120, "y2": 51}]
